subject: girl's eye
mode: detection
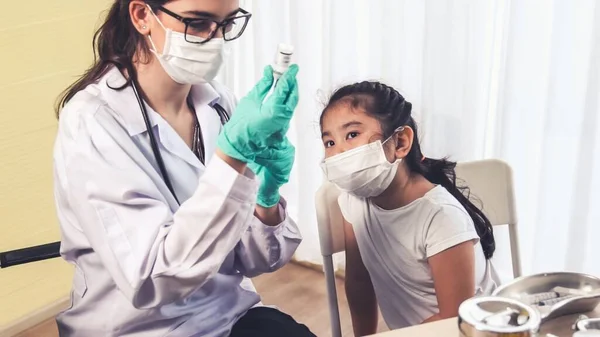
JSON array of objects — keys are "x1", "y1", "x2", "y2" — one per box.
[
  {"x1": 346, "y1": 132, "x2": 359, "y2": 140},
  {"x1": 324, "y1": 140, "x2": 335, "y2": 148}
]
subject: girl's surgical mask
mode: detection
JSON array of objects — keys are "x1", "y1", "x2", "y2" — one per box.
[
  {"x1": 147, "y1": 6, "x2": 224, "y2": 85},
  {"x1": 321, "y1": 131, "x2": 402, "y2": 198}
]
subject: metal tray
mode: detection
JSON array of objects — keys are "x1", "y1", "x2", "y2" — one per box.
[{"x1": 492, "y1": 272, "x2": 600, "y2": 322}]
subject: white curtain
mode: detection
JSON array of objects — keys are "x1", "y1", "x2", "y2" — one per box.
[{"x1": 216, "y1": 0, "x2": 600, "y2": 278}]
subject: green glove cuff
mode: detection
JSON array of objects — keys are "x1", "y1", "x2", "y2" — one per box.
[
  {"x1": 246, "y1": 163, "x2": 280, "y2": 208},
  {"x1": 256, "y1": 189, "x2": 281, "y2": 208}
]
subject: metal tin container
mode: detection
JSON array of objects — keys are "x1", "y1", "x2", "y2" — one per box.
[
  {"x1": 458, "y1": 297, "x2": 541, "y2": 337},
  {"x1": 574, "y1": 315, "x2": 600, "y2": 332}
]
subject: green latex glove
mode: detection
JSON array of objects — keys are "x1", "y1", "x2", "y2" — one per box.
[
  {"x1": 217, "y1": 64, "x2": 299, "y2": 163},
  {"x1": 247, "y1": 138, "x2": 296, "y2": 207}
]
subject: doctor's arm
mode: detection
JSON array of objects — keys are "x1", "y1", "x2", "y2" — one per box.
[
  {"x1": 232, "y1": 140, "x2": 302, "y2": 276},
  {"x1": 60, "y1": 110, "x2": 258, "y2": 310},
  {"x1": 217, "y1": 66, "x2": 302, "y2": 276}
]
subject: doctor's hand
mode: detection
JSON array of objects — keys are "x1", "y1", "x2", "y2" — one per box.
[
  {"x1": 216, "y1": 64, "x2": 299, "y2": 164},
  {"x1": 247, "y1": 137, "x2": 295, "y2": 208}
]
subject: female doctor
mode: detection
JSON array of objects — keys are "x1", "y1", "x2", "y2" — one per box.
[{"x1": 52, "y1": 0, "x2": 313, "y2": 336}]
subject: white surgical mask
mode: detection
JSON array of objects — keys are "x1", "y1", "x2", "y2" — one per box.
[
  {"x1": 321, "y1": 136, "x2": 401, "y2": 198},
  {"x1": 147, "y1": 7, "x2": 224, "y2": 85}
]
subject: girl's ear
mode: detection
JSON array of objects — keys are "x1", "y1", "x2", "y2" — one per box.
[{"x1": 394, "y1": 126, "x2": 414, "y2": 159}]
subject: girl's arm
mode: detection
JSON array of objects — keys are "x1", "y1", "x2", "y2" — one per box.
[
  {"x1": 423, "y1": 240, "x2": 476, "y2": 323},
  {"x1": 344, "y1": 218, "x2": 379, "y2": 336}
]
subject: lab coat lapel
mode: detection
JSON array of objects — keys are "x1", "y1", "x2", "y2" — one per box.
[
  {"x1": 100, "y1": 68, "x2": 159, "y2": 135},
  {"x1": 151, "y1": 111, "x2": 205, "y2": 169},
  {"x1": 151, "y1": 82, "x2": 222, "y2": 170}
]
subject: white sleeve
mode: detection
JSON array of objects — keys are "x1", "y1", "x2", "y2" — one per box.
[
  {"x1": 337, "y1": 192, "x2": 356, "y2": 223},
  {"x1": 59, "y1": 106, "x2": 258, "y2": 309},
  {"x1": 424, "y1": 205, "x2": 480, "y2": 258},
  {"x1": 233, "y1": 199, "x2": 302, "y2": 277}
]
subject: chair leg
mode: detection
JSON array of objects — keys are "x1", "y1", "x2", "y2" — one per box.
[{"x1": 323, "y1": 255, "x2": 342, "y2": 337}]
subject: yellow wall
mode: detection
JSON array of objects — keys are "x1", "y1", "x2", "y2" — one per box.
[{"x1": 0, "y1": 1, "x2": 111, "y2": 328}]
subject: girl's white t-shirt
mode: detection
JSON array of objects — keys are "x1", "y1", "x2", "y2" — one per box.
[{"x1": 338, "y1": 185, "x2": 500, "y2": 330}]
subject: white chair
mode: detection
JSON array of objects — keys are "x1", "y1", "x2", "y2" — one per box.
[
  {"x1": 314, "y1": 159, "x2": 522, "y2": 337},
  {"x1": 454, "y1": 159, "x2": 522, "y2": 278}
]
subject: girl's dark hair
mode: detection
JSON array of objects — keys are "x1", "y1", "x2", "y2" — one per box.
[
  {"x1": 55, "y1": 0, "x2": 170, "y2": 117},
  {"x1": 321, "y1": 81, "x2": 495, "y2": 259}
]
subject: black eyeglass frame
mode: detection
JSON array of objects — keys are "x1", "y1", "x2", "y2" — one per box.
[{"x1": 153, "y1": 6, "x2": 252, "y2": 44}]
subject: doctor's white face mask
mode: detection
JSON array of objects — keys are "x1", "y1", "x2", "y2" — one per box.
[
  {"x1": 147, "y1": 6, "x2": 224, "y2": 85},
  {"x1": 321, "y1": 135, "x2": 402, "y2": 198}
]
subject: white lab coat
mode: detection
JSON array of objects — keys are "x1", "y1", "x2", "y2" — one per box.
[{"x1": 53, "y1": 67, "x2": 302, "y2": 337}]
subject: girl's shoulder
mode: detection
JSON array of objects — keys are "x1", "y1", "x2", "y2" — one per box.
[
  {"x1": 421, "y1": 185, "x2": 471, "y2": 217},
  {"x1": 421, "y1": 186, "x2": 480, "y2": 258},
  {"x1": 337, "y1": 191, "x2": 369, "y2": 225}
]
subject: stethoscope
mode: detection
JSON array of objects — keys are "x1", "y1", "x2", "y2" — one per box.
[{"x1": 131, "y1": 79, "x2": 230, "y2": 205}]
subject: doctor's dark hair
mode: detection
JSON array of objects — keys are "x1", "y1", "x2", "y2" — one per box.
[
  {"x1": 55, "y1": 0, "x2": 170, "y2": 117},
  {"x1": 320, "y1": 81, "x2": 496, "y2": 259}
]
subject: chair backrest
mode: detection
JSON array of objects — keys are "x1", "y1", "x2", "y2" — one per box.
[
  {"x1": 454, "y1": 159, "x2": 517, "y2": 226},
  {"x1": 315, "y1": 180, "x2": 345, "y2": 256},
  {"x1": 315, "y1": 181, "x2": 346, "y2": 337},
  {"x1": 315, "y1": 159, "x2": 521, "y2": 276},
  {"x1": 455, "y1": 159, "x2": 521, "y2": 277}
]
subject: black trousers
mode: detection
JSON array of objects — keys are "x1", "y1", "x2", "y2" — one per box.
[{"x1": 229, "y1": 307, "x2": 316, "y2": 337}]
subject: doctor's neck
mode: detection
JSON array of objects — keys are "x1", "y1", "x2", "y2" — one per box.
[{"x1": 134, "y1": 57, "x2": 191, "y2": 118}]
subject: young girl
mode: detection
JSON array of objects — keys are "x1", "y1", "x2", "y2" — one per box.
[{"x1": 320, "y1": 81, "x2": 499, "y2": 335}]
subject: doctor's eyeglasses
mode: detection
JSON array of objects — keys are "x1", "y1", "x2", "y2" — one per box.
[{"x1": 154, "y1": 6, "x2": 252, "y2": 44}]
